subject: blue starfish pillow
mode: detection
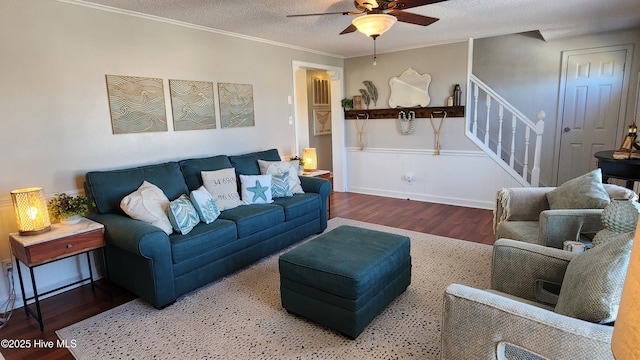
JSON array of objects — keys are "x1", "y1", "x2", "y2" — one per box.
[{"x1": 239, "y1": 174, "x2": 273, "y2": 204}]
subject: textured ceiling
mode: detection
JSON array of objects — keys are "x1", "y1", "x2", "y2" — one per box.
[{"x1": 76, "y1": 0, "x2": 640, "y2": 58}]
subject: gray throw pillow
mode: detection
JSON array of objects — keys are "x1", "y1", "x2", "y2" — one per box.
[
  {"x1": 546, "y1": 169, "x2": 610, "y2": 209},
  {"x1": 554, "y1": 232, "x2": 633, "y2": 323}
]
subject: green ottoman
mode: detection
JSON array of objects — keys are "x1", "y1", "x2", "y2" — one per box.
[{"x1": 279, "y1": 225, "x2": 411, "y2": 339}]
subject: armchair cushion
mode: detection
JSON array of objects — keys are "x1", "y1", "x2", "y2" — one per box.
[
  {"x1": 546, "y1": 169, "x2": 610, "y2": 210},
  {"x1": 555, "y1": 232, "x2": 634, "y2": 323}
]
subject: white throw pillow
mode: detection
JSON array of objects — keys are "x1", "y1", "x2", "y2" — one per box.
[
  {"x1": 201, "y1": 168, "x2": 243, "y2": 211},
  {"x1": 120, "y1": 181, "x2": 173, "y2": 235},
  {"x1": 257, "y1": 159, "x2": 304, "y2": 194},
  {"x1": 240, "y1": 174, "x2": 273, "y2": 204},
  {"x1": 190, "y1": 186, "x2": 220, "y2": 224}
]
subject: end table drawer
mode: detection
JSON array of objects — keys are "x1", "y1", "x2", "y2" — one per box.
[{"x1": 12, "y1": 229, "x2": 105, "y2": 266}]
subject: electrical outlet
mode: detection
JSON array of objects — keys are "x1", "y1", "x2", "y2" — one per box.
[{"x1": 2, "y1": 260, "x2": 13, "y2": 275}]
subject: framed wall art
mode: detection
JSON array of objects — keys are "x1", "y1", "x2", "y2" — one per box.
[
  {"x1": 217, "y1": 83, "x2": 255, "y2": 128},
  {"x1": 313, "y1": 110, "x2": 332, "y2": 135},
  {"x1": 169, "y1": 79, "x2": 216, "y2": 131},
  {"x1": 105, "y1": 75, "x2": 167, "y2": 134}
]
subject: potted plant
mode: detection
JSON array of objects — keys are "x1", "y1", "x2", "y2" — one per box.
[
  {"x1": 341, "y1": 98, "x2": 353, "y2": 110},
  {"x1": 48, "y1": 193, "x2": 91, "y2": 224},
  {"x1": 290, "y1": 155, "x2": 305, "y2": 174}
]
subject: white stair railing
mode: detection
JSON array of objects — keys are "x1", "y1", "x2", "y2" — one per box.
[{"x1": 467, "y1": 74, "x2": 545, "y2": 186}]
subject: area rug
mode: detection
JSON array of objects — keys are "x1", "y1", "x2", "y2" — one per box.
[{"x1": 57, "y1": 218, "x2": 492, "y2": 359}]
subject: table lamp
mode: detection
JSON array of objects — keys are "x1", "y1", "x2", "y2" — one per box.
[
  {"x1": 10, "y1": 187, "x2": 51, "y2": 235},
  {"x1": 611, "y1": 218, "x2": 640, "y2": 359},
  {"x1": 303, "y1": 148, "x2": 317, "y2": 173}
]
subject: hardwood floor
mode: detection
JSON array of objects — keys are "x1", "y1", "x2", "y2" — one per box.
[{"x1": 0, "y1": 193, "x2": 494, "y2": 360}]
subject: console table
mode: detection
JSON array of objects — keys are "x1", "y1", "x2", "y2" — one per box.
[{"x1": 594, "y1": 150, "x2": 640, "y2": 190}]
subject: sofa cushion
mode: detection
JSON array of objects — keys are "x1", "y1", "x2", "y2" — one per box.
[
  {"x1": 240, "y1": 174, "x2": 273, "y2": 204},
  {"x1": 168, "y1": 194, "x2": 200, "y2": 235},
  {"x1": 179, "y1": 155, "x2": 232, "y2": 191},
  {"x1": 258, "y1": 159, "x2": 304, "y2": 194},
  {"x1": 120, "y1": 181, "x2": 173, "y2": 235},
  {"x1": 495, "y1": 221, "x2": 541, "y2": 245},
  {"x1": 273, "y1": 193, "x2": 321, "y2": 221},
  {"x1": 218, "y1": 204, "x2": 284, "y2": 237},
  {"x1": 546, "y1": 169, "x2": 610, "y2": 210},
  {"x1": 86, "y1": 161, "x2": 188, "y2": 215},
  {"x1": 189, "y1": 186, "x2": 220, "y2": 224},
  {"x1": 229, "y1": 149, "x2": 281, "y2": 176},
  {"x1": 169, "y1": 219, "x2": 237, "y2": 264},
  {"x1": 554, "y1": 232, "x2": 633, "y2": 323},
  {"x1": 201, "y1": 168, "x2": 243, "y2": 211},
  {"x1": 271, "y1": 171, "x2": 293, "y2": 198}
]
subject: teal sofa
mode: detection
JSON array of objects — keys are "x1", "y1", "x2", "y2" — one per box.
[{"x1": 84, "y1": 149, "x2": 330, "y2": 308}]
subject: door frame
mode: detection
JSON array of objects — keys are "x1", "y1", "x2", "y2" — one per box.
[
  {"x1": 553, "y1": 44, "x2": 633, "y2": 185},
  {"x1": 292, "y1": 60, "x2": 346, "y2": 192}
]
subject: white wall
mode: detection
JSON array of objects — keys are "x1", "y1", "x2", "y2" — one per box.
[
  {"x1": 343, "y1": 41, "x2": 520, "y2": 208},
  {"x1": 0, "y1": 0, "x2": 342, "y2": 306}
]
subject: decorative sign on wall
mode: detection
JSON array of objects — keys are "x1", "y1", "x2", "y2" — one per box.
[
  {"x1": 169, "y1": 79, "x2": 216, "y2": 131},
  {"x1": 105, "y1": 75, "x2": 167, "y2": 134},
  {"x1": 313, "y1": 110, "x2": 332, "y2": 135},
  {"x1": 217, "y1": 83, "x2": 255, "y2": 128}
]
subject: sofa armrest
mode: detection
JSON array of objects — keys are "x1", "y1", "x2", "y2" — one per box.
[
  {"x1": 539, "y1": 209, "x2": 603, "y2": 248},
  {"x1": 299, "y1": 176, "x2": 331, "y2": 196},
  {"x1": 88, "y1": 213, "x2": 171, "y2": 258},
  {"x1": 494, "y1": 187, "x2": 554, "y2": 231},
  {"x1": 442, "y1": 284, "x2": 614, "y2": 360},
  {"x1": 491, "y1": 239, "x2": 577, "y2": 305},
  {"x1": 87, "y1": 213, "x2": 176, "y2": 308}
]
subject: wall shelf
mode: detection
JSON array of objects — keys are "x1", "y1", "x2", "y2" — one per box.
[{"x1": 344, "y1": 106, "x2": 465, "y2": 120}]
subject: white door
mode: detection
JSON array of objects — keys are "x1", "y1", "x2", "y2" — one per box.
[{"x1": 556, "y1": 48, "x2": 627, "y2": 185}]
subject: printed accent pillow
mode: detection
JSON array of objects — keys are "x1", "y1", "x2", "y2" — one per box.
[
  {"x1": 258, "y1": 159, "x2": 304, "y2": 194},
  {"x1": 546, "y1": 169, "x2": 610, "y2": 209},
  {"x1": 240, "y1": 174, "x2": 273, "y2": 204},
  {"x1": 271, "y1": 171, "x2": 293, "y2": 198},
  {"x1": 167, "y1": 194, "x2": 200, "y2": 235},
  {"x1": 189, "y1": 186, "x2": 220, "y2": 224},
  {"x1": 554, "y1": 232, "x2": 633, "y2": 323},
  {"x1": 120, "y1": 181, "x2": 173, "y2": 235},
  {"x1": 201, "y1": 168, "x2": 243, "y2": 211}
]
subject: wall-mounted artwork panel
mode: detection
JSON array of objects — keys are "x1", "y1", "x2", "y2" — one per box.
[
  {"x1": 217, "y1": 83, "x2": 255, "y2": 128},
  {"x1": 106, "y1": 75, "x2": 167, "y2": 134},
  {"x1": 169, "y1": 79, "x2": 216, "y2": 131}
]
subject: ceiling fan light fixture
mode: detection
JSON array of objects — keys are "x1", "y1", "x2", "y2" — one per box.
[{"x1": 351, "y1": 13, "x2": 397, "y2": 38}]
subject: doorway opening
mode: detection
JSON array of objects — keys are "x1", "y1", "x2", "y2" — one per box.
[{"x1": 292, "y1": 61, "x2": 345, "y2": 192}]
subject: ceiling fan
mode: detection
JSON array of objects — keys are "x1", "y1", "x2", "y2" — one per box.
[{"x1": 287, "y1": 0, "x2": 448, "y2": 37}]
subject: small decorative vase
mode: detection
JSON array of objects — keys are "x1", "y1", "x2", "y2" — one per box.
[
  {"x1": 602, "y1": 199, "x2": 639, "y2": 233},
  {"x1": 60, "y1": 215, "x2": 82, "y2": 225}
]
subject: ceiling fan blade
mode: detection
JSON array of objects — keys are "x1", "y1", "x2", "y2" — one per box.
[
  {"x1": 392, "y1": 0, "x2": 448, "y2": 10},
  {"x1": 287, "y1": 11, "x2": 353, "y2": 17},
  {"x1": 340, "y1": 24, "x2": 358, "y2": 35},
  {"x1": 390, "y1": 10, "x2": 439, "y2": 26}
]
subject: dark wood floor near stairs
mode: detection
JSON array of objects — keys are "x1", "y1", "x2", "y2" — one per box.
[{"x1": 0, "y1": 192, "x2": 494, "y2": 360}]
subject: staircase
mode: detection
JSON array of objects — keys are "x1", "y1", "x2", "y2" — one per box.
[{"x1": 466, "y1": 74, "x2": 545, "y2": 187}]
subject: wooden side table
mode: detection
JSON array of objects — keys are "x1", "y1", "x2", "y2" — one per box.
[{"x1": 9, "y1": 218, "x2": 109, "y2": 331}]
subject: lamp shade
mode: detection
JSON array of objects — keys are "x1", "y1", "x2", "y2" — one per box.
[
  {"x1": 352, "y1": 13, "x2": 397, "y2": 37},
  {"x1": 302, "y1": 148, "x2": 318, "y2": 172},
  {"x1": 612, "y1": 218, "x2": 640, "y2": 359},
  {"x1": 10, "y1": 187, "x2": 51, "y2": 235}
]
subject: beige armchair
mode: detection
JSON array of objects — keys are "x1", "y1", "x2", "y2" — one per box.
[
  {"x1": 441, "y1": 237, "x2": 632, "y2": 359},
  {"x1": 494, "y1": 184, "x2": 636, "y2": 248}
]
